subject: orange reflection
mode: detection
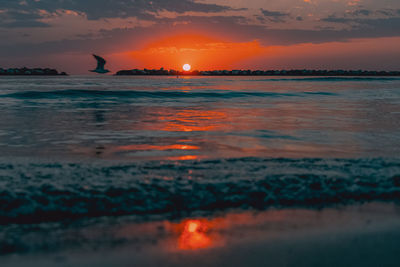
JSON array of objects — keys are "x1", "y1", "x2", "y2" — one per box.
[
  {"x1": 68, "y1": 101, "x2": 362, "y2": 159},
  {"x1": 116, "y1": 144, "x2": 200, "y2": 151},
  {"x1": 166, "y1": 155, "x2": 200, "y2": 161},
  {"x1": 178, "y1": 220, "x2": 212, "y2": 250},
  {"x1": 113, "y1": 203, "x2": 392, "y2": 258},
  {"x1": 161, "y1": 109, "x2": 227, "y2": 132},
  {"x1": 171, "y1": 211, "x2": 288, "y2": 251}
]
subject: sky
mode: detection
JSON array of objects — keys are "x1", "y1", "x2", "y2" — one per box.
[{"x1": 0, "y1": 0, "x2": 399, "y2": 74}]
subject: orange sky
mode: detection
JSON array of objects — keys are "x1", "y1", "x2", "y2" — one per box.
[
  {"x1": 0, "y1": 0, "x2": 399, "y2": 73},
  {"x1": 110, "y1": 34, "x2": 400, "y2": 71},
  {"x1": 112, "y1": 34, "x2": 268, "y2": 70}
]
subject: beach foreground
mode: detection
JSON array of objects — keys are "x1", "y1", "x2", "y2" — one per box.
[
  {"x1": 1, "y1": 76, "x2": 399, "y2": 266},
  {"x1": 2, "y1": 202, "x2": 400, "y2": 267}
]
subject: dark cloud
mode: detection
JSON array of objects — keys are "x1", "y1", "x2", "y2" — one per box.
[
  {"x1": 352, "y1": 9, "x2": 371, "y2": 16},
  {"x1": 0, "y1": 2, "x2": 399, "y2": 67},
  {"x1": 1, "y1": 14, "x2": 399, "y2": 59},
  {"x1": 1, "y1": 20, "x2": 50, "y2": 28},
  {"x1": 94, "y1": 16, "x2": 400, "y2": 46},
  {"x1": 321, "y1": 16, "x2": 353, "y2": 24},
  {"x1": 376, "y1": 9, "x2": 397, "y2": 16},
  {"x1": 321, "y1": 6, "x2": 400, "y2": 31},
  {"x1": 156, "y1": 14, "x2": 250, "y2": 25},
  {"x1": 0, "y1": 9, "x2": 51, "y2": 28},
  {"x1": 64, "y1": 0, "x2": 237, "y2": 20},
  {"x1": 259, "y1": 8, "x2": 290, "y2": 23},
  {"x1": 323, "y1": 8, "x2": 400, "y2": 25},
  {"x1": 0, "y1": 0, "x2": 240, "y2": 27}
]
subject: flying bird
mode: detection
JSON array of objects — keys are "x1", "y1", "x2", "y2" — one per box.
[{"x1": 90, "y1": 54, "x2": 110, "y2": 74}]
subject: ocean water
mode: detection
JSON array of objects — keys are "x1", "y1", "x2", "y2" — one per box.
[{"x1": 1, "y1": 76, "x2": 400, "y2": 254}]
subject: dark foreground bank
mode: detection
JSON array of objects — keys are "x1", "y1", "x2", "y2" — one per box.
[{"x1": 1, "y1": 202, "x2": 400, "y2": 267}]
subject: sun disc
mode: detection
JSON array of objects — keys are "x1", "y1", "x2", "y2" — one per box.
[{"x1": 183, "y1": 64, "x2": 191, "y2": 71}]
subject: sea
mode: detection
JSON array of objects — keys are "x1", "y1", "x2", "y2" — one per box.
[{"x1": 0, "y1": 75, "x2": 400, "y2": 256}]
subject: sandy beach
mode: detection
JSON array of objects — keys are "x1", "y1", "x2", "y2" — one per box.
[{"x1": 2, "y1": 202, "x2": 400, "y2": 267}]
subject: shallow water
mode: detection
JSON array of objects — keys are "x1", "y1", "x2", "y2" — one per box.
[
  {"x1": 0, "y1": 76, "x2": 399, "y2": 160},
  {"x1": 0, "y1": 75, "x2": 400, "y2": 225}
]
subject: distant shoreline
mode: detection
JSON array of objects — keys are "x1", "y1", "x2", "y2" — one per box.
[
  {"x1": 1, "y1": 67, "x2": 399, "y2": 76},
  {"x1": 116, "y1": 68, "x2": 400, "y2": 76},
  {"x1": 0, "y1": 67, "x2": 67, "y2": 76}
]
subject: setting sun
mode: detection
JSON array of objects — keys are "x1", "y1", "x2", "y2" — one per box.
[
  {"x1": 118, "y1": 34, "x2": 268, "y2": 70},
  {"x1": 183, "y1": 64, "x2": 191, "y2": 71}
]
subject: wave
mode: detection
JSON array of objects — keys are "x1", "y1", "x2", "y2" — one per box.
[
  {"x1": 0, "y1": 89, "x2": 307, "y2": 99},
  {"x1": 252, "y1": 77, "x2": 400, "y2": 82},
  {"x1": 1, "y1": 157, "x2": 399, "y2": 224}
]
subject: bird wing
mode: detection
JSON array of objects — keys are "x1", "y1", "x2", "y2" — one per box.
[{"x1": 93, "y1": 54, "x2": 106, "y2": 70}]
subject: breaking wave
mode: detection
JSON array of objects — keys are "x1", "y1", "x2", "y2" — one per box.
[
  {"x1": 0, "y1": 89, "x2": 312, "y2": 99},
  {"x1": 253, "y1": 77, "x2": 400, "y2": 82},
  {"x1": 1, "y1": 157, "x2": 399, "y2": 224}
]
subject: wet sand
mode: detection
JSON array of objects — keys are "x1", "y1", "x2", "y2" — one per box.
[{"x1": 2, "y1": 202, "x2": 400, "y2": 267}]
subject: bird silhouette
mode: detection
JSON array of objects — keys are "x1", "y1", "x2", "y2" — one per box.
[{"x1": 90, "y1": 54, "x2": 110, "y2": 74}]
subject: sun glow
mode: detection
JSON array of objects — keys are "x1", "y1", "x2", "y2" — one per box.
[
  {"x1": 183, "y1": 64, "x2": 191, "y2": 71},
  {"x1": 117, "y1": 34, "x2": 268, "y2": 70}
]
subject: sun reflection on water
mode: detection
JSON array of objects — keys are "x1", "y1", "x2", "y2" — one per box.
[
  {"x1": 178, "y1": 220, "x2": 212, "y2": 250},
  {"x1": 161, "y1": 109, "x2": 227, "y2": 132},
  {"x1": 167, "y1": 155, "x2": 200, "y2": 161},
  {"x1": 116, "y1": 144, "x2": 200, "y2": 151}
]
